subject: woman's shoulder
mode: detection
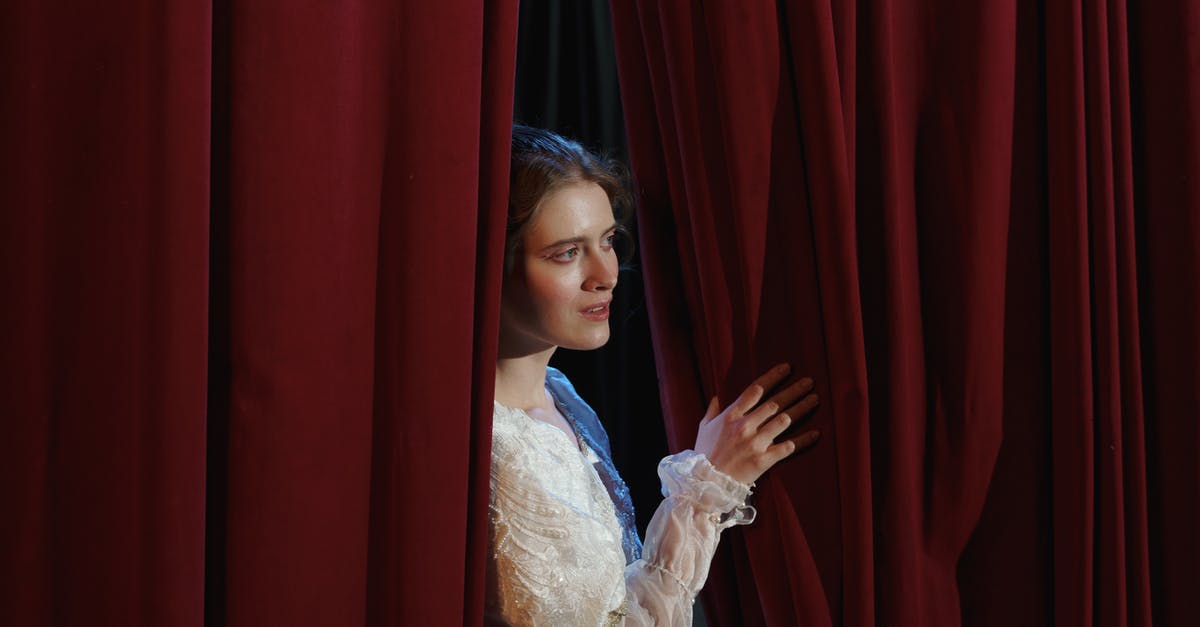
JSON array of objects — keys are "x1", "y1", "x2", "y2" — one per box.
[{"x1": 491, "y1": 402, "x2": 530, "y2": 459}]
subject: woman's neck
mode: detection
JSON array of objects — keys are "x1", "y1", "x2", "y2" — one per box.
[{"x1": 495, "y1": 347, "x2": 556, "y2": 411}]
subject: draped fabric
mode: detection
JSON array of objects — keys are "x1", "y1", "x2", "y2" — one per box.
[
  {"x1": 0, "y1": 1, "x2": 517, "y2": 625},
  {"x1": 610, "y1": 1, "x2": 1199, "y2": 626}
]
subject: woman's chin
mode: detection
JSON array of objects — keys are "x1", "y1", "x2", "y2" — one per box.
[{"x1": 561, "y1": 328, "x2": 610, "y2": 351}]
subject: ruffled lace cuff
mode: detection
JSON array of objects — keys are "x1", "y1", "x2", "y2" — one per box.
[{"x1": 658, "y1": 450, "x2": 756, "y2": 528}]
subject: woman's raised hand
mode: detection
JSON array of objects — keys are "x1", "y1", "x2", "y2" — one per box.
[{"x1": 693, "y1": 363, "x2": 820, "y2": 485}]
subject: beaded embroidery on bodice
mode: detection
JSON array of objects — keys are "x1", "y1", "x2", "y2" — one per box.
[{"x1": 488, "y1": 402, "x2": 628, "y2": 624}]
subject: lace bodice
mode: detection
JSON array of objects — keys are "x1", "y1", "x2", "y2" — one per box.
[{"x1": 486, "y1": 372, "x2": 756, "y2": 626}]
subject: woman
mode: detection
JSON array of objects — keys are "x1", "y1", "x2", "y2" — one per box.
[{"x1": 489, "y1": 125, "x2": 820, "y2": 625}]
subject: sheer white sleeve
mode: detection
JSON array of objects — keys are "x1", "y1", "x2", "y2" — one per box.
[{"x1": 622, "y1": 450, "x2": 756, "y2": 626}]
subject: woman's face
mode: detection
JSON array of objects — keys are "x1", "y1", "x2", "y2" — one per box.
[{"x1": 500, "y1": 182, "x2": 620, "y2": 355}]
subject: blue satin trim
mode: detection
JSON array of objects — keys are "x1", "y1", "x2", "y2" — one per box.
[{"x1": 545, "y1": 367, "x2": 643, "y2": 564}]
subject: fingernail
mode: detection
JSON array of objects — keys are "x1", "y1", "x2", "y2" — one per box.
[{"x1": 778, "y1": 363, "x2": 791, "y2": 373}]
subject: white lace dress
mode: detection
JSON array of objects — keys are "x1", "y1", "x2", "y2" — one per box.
[{"x1": 487, "y1": 401, "x2": 755, "y2": 626}]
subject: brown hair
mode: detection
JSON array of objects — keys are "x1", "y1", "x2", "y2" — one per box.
[{"x1": 506, "y1": 124, "x2": 632, "y2": 272}]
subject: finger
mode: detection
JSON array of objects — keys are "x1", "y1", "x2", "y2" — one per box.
[
  {"x1": 776, "y1": 392, "x2": 820, "y2": 425},
  {"x1": 764, "y1": 429, "x2": 821, "y2": 466},
  {"x1": 759, "y1": 411, "x2": 793, "y2": 441},
  {"x1": 791, "y1": 429, "x2": 821, "y2": 451},
  {"x1": 746, "y1": 382, "x2": 817, "y2": 428},
  {"x1": 733, "y1": 363, "x2": 790, "y2": 413},
  {"x1": 700, "y1": 395, "x2": 720, "y2": 425},
  {"x1": 764, "y1": 377, "x2": 815, "y2": 414}
]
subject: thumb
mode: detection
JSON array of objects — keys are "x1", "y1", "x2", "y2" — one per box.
[{"x1": 701, "y1": 395, "x2": 720, "y2": 424}]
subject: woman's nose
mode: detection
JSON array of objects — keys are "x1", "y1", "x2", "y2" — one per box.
[{"x1": 583, "y1": 251, "x2": 618, "y2": 291}]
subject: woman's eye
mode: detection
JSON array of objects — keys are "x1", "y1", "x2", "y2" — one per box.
[
  {"x1": 602, "y1": 233, "x2": 617, "y2": 248},
  {"x1": 553, "y1": 247, "x2": 580, "y2": 261}
]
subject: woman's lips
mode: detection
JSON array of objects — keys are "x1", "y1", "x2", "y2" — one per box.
[{"x1": 580, "y1": 301, "x2": 611, "y2": 321}]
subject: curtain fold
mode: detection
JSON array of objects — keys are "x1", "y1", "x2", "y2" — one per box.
[
  {"x1": 1, "y1": 1, "x2": 518, "y2": 625},
  {"x1": 1129, "y1": 4, "x2": 1200, "y2": 626},
  {"x1": 611, "y1": 1, "x2": 1199, "y2": 625},
  {"x1": 364, "y1": 2, "x2": 517, "y2": 624},
  {"x1": 207, "y1": 0, "x2": 519, "y2": 623},
  {"x1": 0, "y1": 2, "x2": 211, "y2": 624},
  {"x1": 213, "y1": 1, "x2": 389, "y2": 624}
]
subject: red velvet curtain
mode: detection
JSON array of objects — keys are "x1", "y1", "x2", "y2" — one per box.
[
  {"x1": 611, "y1": 1, "x2": 1198, "y2": 626},
  {"x1": 0, "y1": 1, "x2": 517, "y2": 625}
]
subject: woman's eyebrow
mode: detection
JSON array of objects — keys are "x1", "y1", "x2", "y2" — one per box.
[{"x1": 538, "y1": 223, "x2": 620, "y2": 252}]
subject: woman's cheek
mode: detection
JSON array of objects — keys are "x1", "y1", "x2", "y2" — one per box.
[{"x1": 528, "y1": 265, "x2": 578, "y2": 311}]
